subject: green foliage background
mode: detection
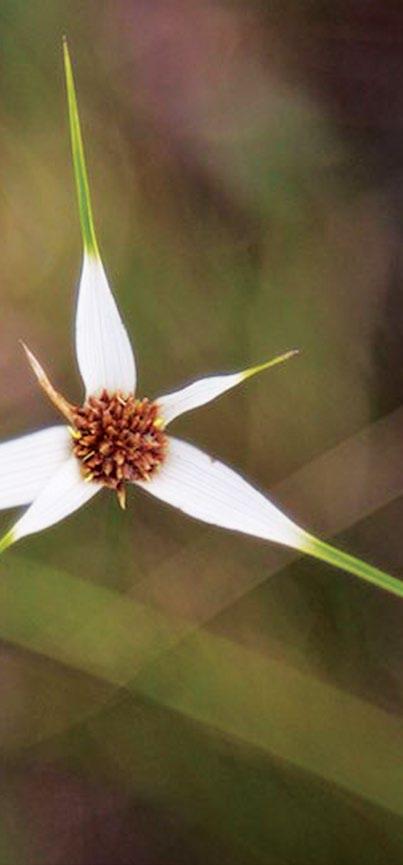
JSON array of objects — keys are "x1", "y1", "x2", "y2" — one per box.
[{"x1": 1, "y1": 1, "x2": 403, "y2": 863}]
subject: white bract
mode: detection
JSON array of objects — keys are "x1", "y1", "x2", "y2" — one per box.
[{"x1": 0, "y1": 42, "x2": 401, "y2": 601}]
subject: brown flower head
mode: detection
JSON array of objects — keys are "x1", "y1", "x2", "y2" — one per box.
[{"x1": 72, "y1": 391, "x2": 167, "y2": 501}]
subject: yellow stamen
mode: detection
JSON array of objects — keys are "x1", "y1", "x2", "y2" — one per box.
[{"x1": 117, "y1": 486, "x2": 126, "y2": 510}]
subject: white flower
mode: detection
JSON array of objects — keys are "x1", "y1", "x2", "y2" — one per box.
[{"x1": 0, "y1": 41, "x2": 401, "y2": 601}]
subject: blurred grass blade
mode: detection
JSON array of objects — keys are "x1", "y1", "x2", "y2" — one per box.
[
  {"x1": 139, "y1": 628, "x2": 403, "y2": 819},
  {"x1": 304, "y1": 534, "x2": 403, "y2": 599},
  {"x1": 63, "y1": 38, "x2": 99, "y2": 257},
  {"x1": 1, "y1": 556, "x2": 403, "y2": 817}
]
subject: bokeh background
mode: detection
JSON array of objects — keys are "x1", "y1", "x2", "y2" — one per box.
[{"x1": 1, "y1": 1, "x2": 403, "y2": 863}]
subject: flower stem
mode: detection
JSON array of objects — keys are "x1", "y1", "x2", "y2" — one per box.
[{"x1": 304, "y1": 534, "x2": 403, "y2": 599}]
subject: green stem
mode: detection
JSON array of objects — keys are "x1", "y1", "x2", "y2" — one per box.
[{"x1": 305, "y1": 534, "x2": 403, "y2": 599}]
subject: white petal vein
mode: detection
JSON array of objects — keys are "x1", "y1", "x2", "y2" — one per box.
[
  {"x1": 0, "y1": 426, "x2": 71, "y2": 509},
  {"x1": 76, "y1": 253, "x2": 136, "y2": 397},
  {"x1": 156, "y1": 352, "x2": 297, "y2": 426},
  {"x1": 136, "y1": 437, "x2": 306, "y2": 549},
  {"x1": 12, "y1": 455, "x2": 101, "y2": 542}
]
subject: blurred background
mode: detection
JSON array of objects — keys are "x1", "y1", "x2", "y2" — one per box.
[{"x1": 1, "y1": 1, "x2": 403, "y2": 862}]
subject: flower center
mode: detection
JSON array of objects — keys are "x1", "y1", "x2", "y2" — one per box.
[{"x1": 71, "y1": 391, "x2": 167, "y2": 500}]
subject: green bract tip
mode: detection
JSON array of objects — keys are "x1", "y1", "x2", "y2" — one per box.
[
  {"x1": 242, "y1": 349, "x2": 300, "y2": 381},
  {"x1": 63, "y1": 38, "x2": 99, "y2": 257},
  {"x1": 303, "y1": 534, "x2": 403, "y2": 600},
  {"x1": 0, "y1": 530, "x2": 14, "y2": 556}
]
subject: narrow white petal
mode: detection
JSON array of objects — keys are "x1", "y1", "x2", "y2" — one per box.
[
  {"x1": 136, "y1": 437, "x2": 306, "y2": 550},
  {"x1": 76, "y1": 253, "x2": 136, "y2": 397},
  {"x1": 64, "y1": 41, "x2": 136, "y2": 398},
  {"x1": 0, "y1": 426, "x2": 71, "y2": 509},
  {"x1": 156, "y1": 351, "x2": 298, "y2": 426},
  {"x1": 11, "y1": 456, "x2": 100, "y2": 543}
]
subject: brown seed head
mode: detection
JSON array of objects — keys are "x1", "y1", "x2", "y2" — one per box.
[{"x1": 71, "y1": 391, "x2": 167, "y2": 495}]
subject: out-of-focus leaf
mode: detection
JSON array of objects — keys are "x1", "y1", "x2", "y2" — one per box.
[{"x1": 0, "y1": 555, "x2": 402, "y2": 819}]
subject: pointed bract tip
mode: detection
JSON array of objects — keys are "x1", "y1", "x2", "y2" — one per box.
[
  {"x1": 19, "y1": 338, "x2": 32, "y2": 356},
  {"x1": 268, "y1": 348, "x2": 300, "y2": 363},
  {"x1": 62, "y1": 37, "x2": 71, "y2": 75},
  {"x1": 20, "y1": 341, "x2": 76, "y2": 423},
  {"x1": 63, "y1": 37, "x2": 99, "y2": 258},
  {"x1": 242, "y1": 348, "x2": 300, "y2": 381},
  {"x1": 62, "y1": 35, "x2": 70, "y2": 60},
  {"x1": 20, "y1": 340, "x2": 44, "y2": 380}
]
